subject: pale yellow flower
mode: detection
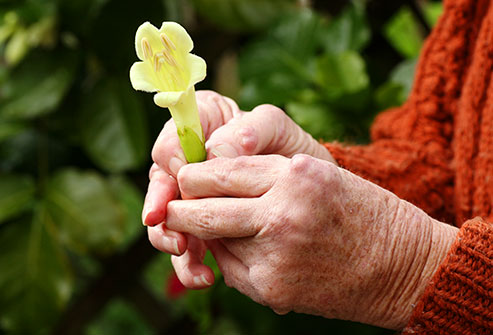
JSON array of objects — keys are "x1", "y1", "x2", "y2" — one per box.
[{"x1": 130, "y1": 21, "x2": 207, "y2": 163}]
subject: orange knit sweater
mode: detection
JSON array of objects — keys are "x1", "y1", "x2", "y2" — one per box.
[{"x1": 324, "y1": 0, "x2": 493, "y2": 333}]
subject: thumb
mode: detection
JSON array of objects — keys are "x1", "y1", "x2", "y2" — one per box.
[{"x1": 205, "y1": 104, "x2": 290, "y2": 159}]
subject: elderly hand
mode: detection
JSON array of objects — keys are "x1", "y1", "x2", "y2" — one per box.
[
  {"x1": 161, "y1": 154, "x2": 458, "y2": 330},
  {"x1": 144, "y1": 91, "x2": 335, "y2": 289}
]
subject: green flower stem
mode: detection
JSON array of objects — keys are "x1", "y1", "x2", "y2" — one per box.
[{"x1": 169, "y1": 87, "x2": 206, "y2": 163}]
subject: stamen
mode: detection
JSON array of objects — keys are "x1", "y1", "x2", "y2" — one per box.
[
  {"x1": 162, "y1": 51, "x2": 178, "y2": 67},
  {"x1": 160, "y1": 33, "x2": 176, "y2": 51},
  {"x1": 154, "y1": 54, "x2": 162, "y2": 72},
  {"x1": 141, "y1": 38, "x2": 153, "y2": 59}
]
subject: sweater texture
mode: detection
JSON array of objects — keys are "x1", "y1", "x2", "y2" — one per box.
[{"x1": 324, "y1": 0, "x2": 493, "y2": 333}]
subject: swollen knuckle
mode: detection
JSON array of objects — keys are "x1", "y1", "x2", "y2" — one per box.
[
  {"x1": 260, "y1": 104, "x2": 285, "y2": 119},
  {"x1": 289, "y1": 154, "x2": 315, "y2": 175}
]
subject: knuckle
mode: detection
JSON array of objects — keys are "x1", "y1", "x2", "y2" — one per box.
[
  {"x1": 195, "y1": 210, "x2": 218, "y2": 238},
  {"x1": 231, "y1": 155, "x2": 252, "y2": 170},
  {"x1": 151, "y1": 141, "x2": 163, "y2": 165},
  {"x1": 148, "y1": 164, "x2": 159, "y2": 180},
  {"x1": 251, "y1": 104, "x2": 286, "y2": 127},
  {"x1": 147, "y1": 227, "x2": 162, "y2": 250},
  {"x1": 289, "y1": 154, "x2": 340, "y2": 187},
  {"x1": 254, "y1": 104, "x2": 285, "y2": 118},
  {"x1": 211, "y1": 156, "x2": 248, "y2": 189},
  {"x1": 176, "y1": 164, "x2": 191, "y2": 186},
  {"x1": 151, "y1": 138, "x2": 170, "y2": 167},
  {"x1": 151, "y1": 125, "x2": 181, "y2": 168},
  {"x1": 289, "y1": 154, "x2": 315, "y2": 176},
  {"x1": 237, "y1": 126, "x2": 258, "y2": 154},
  {"x1": 195, "y1": 90, "x2": 220, "y2": 102}
]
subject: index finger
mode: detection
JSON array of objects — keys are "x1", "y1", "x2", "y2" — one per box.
[{"x1": 166, "y1": 197, "x2": 262, "y2": 239}]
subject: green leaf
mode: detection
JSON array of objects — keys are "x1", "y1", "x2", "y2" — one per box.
[
  {"x1": 0, "y1": 208, "x2": 73, "y2": 334},
  {"x1": 108, "y1": 175, "x2": 145, "y2": 247},
  {"x1": 0, "y1": 51, "x2": 77, "y2": 120},
  {"x1": 0, "y1": 174, "x2": 35, "y2": 224},
  {"x1": 238, "y1": 9, "x2": 321, "y2": 109},
  {"x1": 389, "y1": 58, "x2": 417, "y2": 97},
  {"x1": 375, "y1": 82, "x2": 406, "y2": 110},
  {"x1": 186, "y1": 288, "x2": 213, "y2": 333},
  {"x1": 239, "y1": 9, "x2": 321, "y2": 80},
  {"x1": 321, "y1": 4, "x2": 371, "y2": 54},
  {"x1": 86, "y1": 299, "x2": 154, "y2": 335},
  {"x1": 424, "y1": 1, "x2": 444, "y2": 27},
  {"x1": 44, "y1": 168, "x2": 125, "y2": 255},
  {"x1": 286, "y1": 101, "x2": 344, "y2": 141},
  {"x1": 375, "y1": 58, "x2": 417, "y2": 110},
  {"x1": 315, "y1": 50, "x2": 369, "y2": 98},
  {"x1": 0, "y1": 119, "x2": 27, "y2": 143},
  {"x1": 270, "y1": 8, "x2": 321, "y2": 60},
  {"x1": 78, "y1": 79, "x2": 149, "y2": 172},
  {"x1": 384, "y1": 6, "x2": 423, "y2": 59},
  {"x1": 192, "y1": 0, "x2": 296, "y2": 32}
]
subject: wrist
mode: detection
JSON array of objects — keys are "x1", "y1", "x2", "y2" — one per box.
[{"x1": 373, "y1": 202, "x2": 458, "y2": 329}]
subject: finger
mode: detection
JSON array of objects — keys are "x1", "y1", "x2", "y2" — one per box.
[
  {"x1": 171, "y1": 235, "x2": 215, "y2": 289},
  {"x1": 152, "y1": 91, "x2": 241, "y2": 177},
  {"x1": 143, "y1": 165, "x2": 180, "y2": 226},
  {"x1": 205, "y1": 104, "x2": 290, "y2": 159},
  {"x1": 166, "y1": 197, "x2": 261, "y2": 239},
  {"x1": 147, "y1": 223, "x2": 187, "y2": 255},
  {"x1": 151, "y1": 120, "x2": 188, "y2": 177},
  {"x1": 177, "y1": 155, "x2": 286, "y2": 199},
  {"x1": 206, "y1": 239, "x2": 255, "y2": 298},
  {"x1": 196, "y1": 90, "x2": 241, "y2": 135}
]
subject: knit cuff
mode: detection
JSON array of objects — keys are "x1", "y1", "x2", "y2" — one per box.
[{"x1": 402, "y1": 217, "x2": 493, "y2": 335}]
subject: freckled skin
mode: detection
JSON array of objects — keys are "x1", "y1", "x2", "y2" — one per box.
[
  {"x1": 145, "y1": 91, "x2": 458, "y2": 330},
  {"x1": 164, "y1": 154, "x2": 457, "y2": 329}
]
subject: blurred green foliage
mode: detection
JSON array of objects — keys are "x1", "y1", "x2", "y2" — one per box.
[{"x1": 0, "y1": 0, "x2": 441, "y2": 334}]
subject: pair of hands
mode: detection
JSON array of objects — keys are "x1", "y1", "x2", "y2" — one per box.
[{"x1": 144, "y1": 91, "x2": 458, "y2": 330}]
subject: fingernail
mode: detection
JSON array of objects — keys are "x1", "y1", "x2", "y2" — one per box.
[
  {"x1": 142, "y1": 207, "x2": 151, "y2": 226},
  {"x1": 193, "y1": 274, "x2": 211, "y2": 286},
  {"x1": 172, "y1": 238, "x2": 180, "y2": 255},
  {"x1": 169, "y1": 157, "x2": 185, "y2": 176},
  {"x1": 209, "y1": 143, "x2": 238, "y2": 158},
  {"x1": 201, "y1": 274, "x2": 212, "y2": 286}
]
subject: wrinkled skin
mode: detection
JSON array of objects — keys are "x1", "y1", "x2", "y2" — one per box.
[{"x1": 144, "y1": 91, "x2": 458, "y2": 330}]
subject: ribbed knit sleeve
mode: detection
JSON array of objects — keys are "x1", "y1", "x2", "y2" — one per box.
[
  {"x1": 324, "y1": 137, "x2": 454, "y2": 223},
  {"x1": 323, "y1": 0, "x2": 493, "y2": 333},
  {"x1": 324, "y1": 0, "x2": 492, "y2": 224},
  {"x1": 402, "y1": 217, "x2": 493, "y2": 334}
]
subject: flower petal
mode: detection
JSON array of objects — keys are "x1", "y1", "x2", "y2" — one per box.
[
  {"x1": 153, "y1": 91, "x2": 185, "y2": 108},
  {"x1": 186, "y1": 54, "x2": 207, "y2": 86},
  {"x1": 130, "y1": 61, "x2": 159, "y2": 92},
  {"x1": 135, "y1": 22, "x2": 163, "y2": 61},
  {"x1": 159, "y1": 22, "x2": 193, "y2": 53}
]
